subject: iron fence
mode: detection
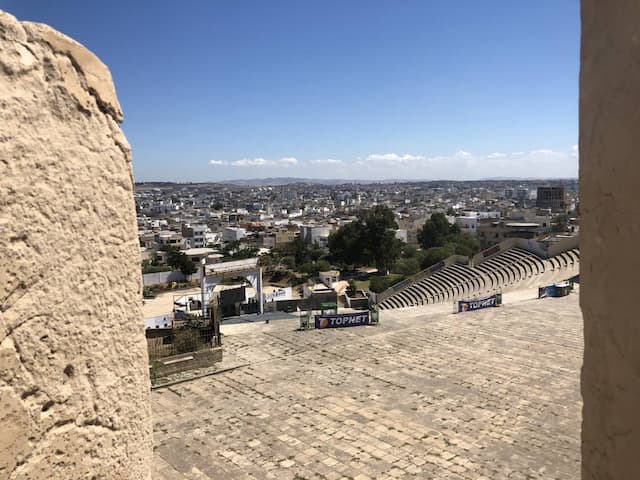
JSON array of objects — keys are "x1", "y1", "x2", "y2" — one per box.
[{"x1": 147, "y1": 328, "x2": 217, "y2": 361}]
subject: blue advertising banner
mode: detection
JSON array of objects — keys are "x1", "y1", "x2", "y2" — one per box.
[
  {"x1": 315, "y1": 312, "x2": 370, "y2": 329},
  {"x1": 538, "y1": 283, "x2": 571, "y2": 298},
  {"x1": 538, "y1": 286, "x2": 556, "y2": 298},
  {"x1": 458, "y1": 294, "x2": 500, "y2": 313}
]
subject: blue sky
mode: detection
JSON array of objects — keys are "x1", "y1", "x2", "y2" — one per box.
[{"x1": 5, "y1": 1, "x2": 580, "y2": 181}]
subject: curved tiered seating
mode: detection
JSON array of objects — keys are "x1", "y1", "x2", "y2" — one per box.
[
  {"x1": 378, "y1": 245, "x2": 580, "y2": 310},
  {"x1": 504, "y1": 252, "x2": 531, "y2": 277},
  {"x1": 474, "y1": 265, "x2": 501, "y2": 291},
  {"x1": 476, "y1": 260, "x2": 509, "y2": 285},
  {"x1": 566, "y1": 249, "x2": 579, "y2": 265},
  {"x1": 412, "y1": 283, "x2": 435, "y2": 304},
  {"x1": 440, "y1": 268, "x2": 470, "y2": 297},
  {"x1": 556, "y1": 253, "x2": 569, "y2": 268}
]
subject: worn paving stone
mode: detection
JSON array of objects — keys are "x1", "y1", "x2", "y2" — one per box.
[{"x1": 152, "y1": 294, "x2": 582, "y2": 479}]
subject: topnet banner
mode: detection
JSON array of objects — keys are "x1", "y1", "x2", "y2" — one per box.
[
  {"x1": 315, "y1": 312, "x2": 370, "y2": 329},
  {"x1": 458, "y1": 294, "x2": 500, "y2": 313}
]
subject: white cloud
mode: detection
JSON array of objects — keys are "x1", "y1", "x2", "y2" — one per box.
[
  {"x1": 309, "y1": 159, "x2": 343, "y2": 165},
  {"x1": 366, "y1": 153, "x2": 426, "y2": 166},
  {"x1": 210, "y1": 157, "x2": 299, "y2": 167},
  {"x1": 359, "y1": 146, "x2": 577, "y2": 178},
  {"x1": 528, "y1": 149, "x2": 556, "y2": 155},
  {"x1": 208, "y1": 146, "x2": 578, "y2": 178},
  {"x1": 278, "y1": 157, "x2": 298, "y2": 166},
  {"x1": 230, "y1": 158, "x2": 269, "y2": 167}
]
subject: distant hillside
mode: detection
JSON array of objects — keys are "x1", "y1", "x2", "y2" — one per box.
[
  {"x1": 219, "y1": 177, "x2": 375, "y2": 186},
  {"x1": 134, "y1": 177, "x2": 578, "y2": 188}
]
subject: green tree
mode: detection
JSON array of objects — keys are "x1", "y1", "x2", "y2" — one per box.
[
  {"x1": 232, "y1": 246, "x2": 259, "y2": 260},
  {"x1": 419, "y1": 245, "x2": 456, "y2": 270},
  {"x1": 401, "y1": 245, "x2": 418, "y2": 259},
  {"x1": 394, "y1": 257, "x2": 420, "y2": 276},
  {"x1": 281, "y1": 256, "x2": 296, "y2": 269},
  {"x1": 417, "y1": 214, "x2": 479, "y2": 264},
  {"x1": 368, "y1": 276, "x2": 389, "y2": 293},
  {"x1": 276, "y1": 237, "x2": 310, "y2": 267},
  {"x1": 141, "y1": 260, "x2": 172, "y2": 274},
  {"x1": 299, "y1": 259, "x2": 332, "y2": 277},
  {"x1": 222, "y1": 241, "x2": 259, "y2": 260},
  {"x1": 149, "y1": 251, "x2": 160, "y2": 266},
  {"x1": 328, "y1": 221, "x2": 364, "y2": 269},
  {"x1": 375, "y1": 229, "x2": 403, "y2": 274},
  {"x1": 418, "y1": 213, "x2": 458, "y2": 249},
  {"x1": 369, "y1": 275, "x2": 402, "y2": 293},
  {"x1": 452, "y1": 233, "x2": 481, "y2": 257},
  {"x1": 166, "y1": 249, "x2": 198, "y2": 277},
  {"x1": 308, "y1": 242, "x2": 326, "y2": 262},
  {"x1": 329, "y1": 206, "x2": 402, "y2": 273},
  {"x1": 316, "y1": 259, "x2": 331, "y2": 272}
]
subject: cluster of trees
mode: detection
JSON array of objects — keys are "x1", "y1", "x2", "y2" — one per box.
[
  {"x1": 141, "y1": 259, "x2": 172, "y2": 274},
  {"x1": 328, "y1": 208, "x2": 481, "y2": 280},
  {"x1": 369, "y1": 274, "x2": 404, "y2": 293},
  {"x1": 221, "y1": 241, "x2": 259, "y2": 260},
  {"x1": 254, "y1": 206, "x2": 485, "y2": 295},
  {"x1": 166, "y1": 247, "x2": 198, "y2": 276},
  {"x1": 328, "y1": 206, "x2": 403, "y2": 274},
  {"x1": 416, "y1": 213, "x2": 480, "y2": 268},
  {"x1": 262, "y1": 237, "x2": 331, "y2": 279},
  {"x1": 357, "y1": 212, "x2": 482, "y2": 281},
  {"x1": 142, "y1": 247, "x2": 198, "y2": 276}
]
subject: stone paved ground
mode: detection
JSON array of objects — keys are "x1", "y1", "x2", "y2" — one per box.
[{"x1": 152, "y1": 293, "x2": 582, "y2": 479}]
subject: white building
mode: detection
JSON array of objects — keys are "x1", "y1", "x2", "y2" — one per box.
[
  {"x1": 182, "y1": 223, "x2": 208, "y2": 248},
  {"x1": 395, "y1": 229, "x2": 408, "y2": 243},
  {"x1": 156, "y1": 230, "x2": 184, "y2": 249},
  {"x1": 455, "y1": 216, "x2": 478, "y2": 236},
  {"x1": 319, "y1": 270, "x2": 340, "y2": 289},
  {"x1": 223, "y1": 227, "x2": 247, "y2": 243},
  {"x1": 300, "y1": 225, "x2": 332, "y2": 247}
]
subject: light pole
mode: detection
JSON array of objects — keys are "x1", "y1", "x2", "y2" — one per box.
[{"x1": 200, "y1": 258, "x2": 206, "y2": 321}]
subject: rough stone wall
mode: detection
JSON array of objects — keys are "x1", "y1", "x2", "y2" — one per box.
[
  {"x1": 0, "y1": 10, "x2": 151, "y2": 480},
  {"x1": 580, "y1": 2, "x2": 640, "y2": 479}
]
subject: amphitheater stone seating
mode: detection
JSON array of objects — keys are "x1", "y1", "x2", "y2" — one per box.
[{"x1": 378, "y1": 244, "x2": 580, "y2": 310}]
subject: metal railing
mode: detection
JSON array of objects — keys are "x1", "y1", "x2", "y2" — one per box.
[{"x1": 147, "y1": 328, "x2": 217, "y2": 361}]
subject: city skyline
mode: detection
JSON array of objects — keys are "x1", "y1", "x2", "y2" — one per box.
[{"x1": 6, "y1": 0, "x2": 580, "y2": 181}]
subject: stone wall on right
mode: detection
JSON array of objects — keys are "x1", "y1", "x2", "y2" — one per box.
[{"x1": 580, "y1": 1, "x2": 640, "y2": 479}]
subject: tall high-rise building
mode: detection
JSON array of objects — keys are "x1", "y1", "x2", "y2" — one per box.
[{"x1": 536, "y1": 186, "x2": 566, "y2": 211}]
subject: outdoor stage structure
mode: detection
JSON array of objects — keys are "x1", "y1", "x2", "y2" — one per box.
[{"x1": 201, "y1": 257, "x2": 264, "y2": 316}]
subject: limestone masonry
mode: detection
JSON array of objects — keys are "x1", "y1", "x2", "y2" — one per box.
[
  {"x1": 0, "y1": 10, "x2": 152, "y2": 479},
  {"x1": 580, "y1": 1, "x2": 640, "y2": 478}
]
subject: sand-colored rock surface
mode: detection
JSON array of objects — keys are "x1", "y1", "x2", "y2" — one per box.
[
  {"x1": 0, "y1": 9, "x2": 151, "y2": 480},
  {"x1": 580, "y1": 2, "x2": 640, "y2": 479},
  {"x1": 153, "y1": 291, "x2": 583, "y2": 479}
]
